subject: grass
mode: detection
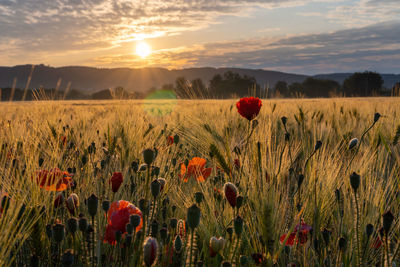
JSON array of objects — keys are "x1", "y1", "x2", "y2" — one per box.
[{"x1": 1, "y1": 97, "x2": 400, "y2": 266}]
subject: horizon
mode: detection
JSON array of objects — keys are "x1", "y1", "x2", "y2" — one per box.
[{"x1": 1, "y1": 0, "x2": 400, "y2": 75}]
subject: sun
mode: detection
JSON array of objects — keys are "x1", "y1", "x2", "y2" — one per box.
[{"x1": 135, "y1": 41, "x2": 151, "y2": 58}]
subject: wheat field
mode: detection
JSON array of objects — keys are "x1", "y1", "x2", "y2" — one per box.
[{"x1": 1, "y1": 98, "x2": 400, "y2": 266}]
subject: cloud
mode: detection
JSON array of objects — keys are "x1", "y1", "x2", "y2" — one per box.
[{"x1": 91, "y1": 21, "x2": 400, "y2": 74}]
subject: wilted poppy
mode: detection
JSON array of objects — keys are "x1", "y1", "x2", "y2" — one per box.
[
  {"x1": 34, "y1": 168, "x2": 73, "y2": 191},
  {"x1": 279, "y1": 220, "x2": 312, "y2": 246},
  {"x1": 179, "y1": 157, "x2": 212, "y2": 182},
  {"x1": 109, "y1": 172, "x2": 123, "y2": 193},
  {"x1": 236, "y1": 97, "x2": 262, "y2": 121},
  {"x1": 104, "y1": 200, "x2": 142, "y2": 245}
]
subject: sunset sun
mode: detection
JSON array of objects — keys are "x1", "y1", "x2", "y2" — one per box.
[{"x1": 135, "y1": 41, "x2": 151, "y2": 58}]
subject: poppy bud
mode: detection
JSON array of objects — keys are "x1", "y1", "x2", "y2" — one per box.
[
  {"x1": 130, "y1": 214, "x2": 142, "y2": 230},
  {"x1": 79, "y1": 217, "x2": 88, "y2": 233},
  {"x1": 160, "y1": 227, "x2": 168, "y2": 241},
  {"x1": 221, "y1": 261, "x2": 232, "y2": 267},
  {"x1": 110, "y1": 172, "x2": 123, "y2": 193},
  {"x1": 173, "y1": 134, "x2": 180, "y2": 144},
  {"x1": 139, "y1": 198, "x2": 147, "y2": 215},
  {"x1": 194, "y1": 192, "x2": 204, "y2": 204},
  {"x1": 366, "y1": 224, "x2": 374, "y2": 238},
  {"x1": 143, "y1": 149, "x2": 155, "y2": 166},
  {"x1": 66, "y1": 193, "x2": 79, "y2": 215},
  {"x1": 81, "y1": 155, "x2": 87, "y2": 165},
  {"x1": 236, "y1": 195, "x2": 244, "y2": 209},
  {"x1": 209, "y1": 237, "x2": 225, "y2": 257},
  {"x1": 115, "y1": 230, "x2": 122, "y2": 243},
  {"x1": 67, "y1": 218, "x2": 78, "y2": 235},
  {"x1": 170, "y1": 218, "x2": 178, "y2": 229},
  {"x1": 382, "y1": 211, "x2": 394, "y2": 234},
  {"x1": 126, "y1": 223, "x2": 133, "y2": 235},
  {"x1": 53, "y1": 223, "x2": 65, "y2": 243},
  {"x1": 54, "y1": 193, "x2": 64, "y2": 208},
  {"x1": 61, "y1": 249, "x2": 74, "y2": 267},
  {"x1": 38, "y1": 158, "x2": 44, "y2": 167},
  {"x1": 322, "y1": 228, "x2": 331, "y2": 246},
  {"x1": 350, "y1": 172, "x2": 360, "y2": 193},
  {"x1": 102, "y1": 200, "x2": 110, "y2": 213},
  {"x1": 349, "y1": 138, "x2": 358, "y2": 150},
  {"x1": 314, "y1": 140, "x2": 322, "y2": 151},
  {"x1": 151, "y1": 220, "x2": 159, "y2": 237},
  {"x1": 297, "y1": 174, "x2": 305, "y2": 189},
  {"x1": 338, "y1": 236, "x2": 347, "y2": 252},
  {"x1": 234, "y1": 216, "x2": 243, "y2": 236},
  {"x1": 374, "y1": 113, "x2": 381, "y2": 123},
  {"x1": 281, "y1": 116, "x2": 288, "y2": 126},
  {"x1": 46, "y1": 224, "x2": 53, "y2": 239},
  {"x1": 87, "y1": 194, "x2": 98, "y2": 218},
  {"x1": 143, "y1": 237, "x2": 158, "y2": 267},
  {"x1": 187, "y1": 204, "x2": 201, "y2": 230},
  {"x1": 174, "y1": 235, "x2": 183, "y2": 253},
  {"x1": 224, "y1": 182, "x2": 238, "y2": 208},
  {"x1": 151, "y1": 179, "x2": 161, "y2": 198}
]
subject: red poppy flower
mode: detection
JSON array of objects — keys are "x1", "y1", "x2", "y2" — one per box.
[
  {"x1": 167, "y1": 136, "x2": 174, "y2": 146},
  {"x1": 34, "y1": 168, "x2": 73, "y2": 191},
  {"x1": 279, "y1": 220, "x2": 312, "y2": 246},
  {"x1": 109, "y1": 172, "x2": 123, "y2": 193},
  {"x1": 224, "y1": 182, "x2": 238, "y2": 208},
  {"x1": 104, "y1": 200, "x2": 142, "y2": 245},
  {"x1": 236, "y1": 97, "x2": 262, "y2": 121},
  {"x1": 179, "y1": 157, "x2": 212, "y2": 182}
]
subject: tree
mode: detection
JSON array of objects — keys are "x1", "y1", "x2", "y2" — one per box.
[
  {"x1": 275, "y1": 81, "x2": 289, "y2": 97},
  {"x1": 343, "y1": 71, "x2": 383, "y2": 96},
  {"x1": 209, "y1": 71, "x2": 260, "y2": 98},
  {"x1": 301, "y1": 78, "x2": 340, "y2": 98}
]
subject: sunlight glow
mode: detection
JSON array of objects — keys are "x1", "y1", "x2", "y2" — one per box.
[{"x1": 136, "y1": 41, "x2": 151, "y2": 58}]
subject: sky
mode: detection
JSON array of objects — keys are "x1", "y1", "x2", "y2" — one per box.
[{"x1": 0, "y1": 0, "x2": 399, "y2": 74}]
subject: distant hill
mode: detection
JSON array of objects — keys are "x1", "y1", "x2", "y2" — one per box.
[{"x1": 0, "y1": 65, "x2": 398, "y2": 93}]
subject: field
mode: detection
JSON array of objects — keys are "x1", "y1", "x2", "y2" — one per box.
[{"x1": 1, "y1": 97, "x2": 400, "y2": 266}]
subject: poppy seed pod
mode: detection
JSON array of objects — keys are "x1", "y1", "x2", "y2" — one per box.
[
  {"x1": 366, "y1": 224, "x2": 374, "y2": 238},
  {"x1": 281, "y1": 116, "x2": 288, "y2": 126},
  {"x1": 173, "y1": 134, "x2": 180, "y2": 144},
  {"x1": 143, "y1": 149, "x2": 155, "y2": 166},
  {"x1": 210, "y1": 237, "x2": 225, "y2": 256},
  {"x1": 67, "y1": 218, "x2": 78, "y2": 235},
  {"x1": 349, "y1": 138, "x2": 358, "y2": 150},
  {"x1": 234, "y1": 216, "x2": 244, "y2": 236},
  {"x1": 78, "y1": 217, "x2": 88, "y2": 233},
  {"x1": 66, "y1": 193, "x2": 79, "y2": 215},
  {"x1": 170, "y1": 218, "x2": 178, "y2": 229},
  {"x1": 53, "y1": 223, "x2": 65, "y2": 243},
  {"x1": 226, "y1": 227, "x2": 233, "y2": 238},
  {"x1": 221, "y1": 261, "x2": 232, "y2": 267},
  {"x1": 374, "y1": 112, "x2": 381, "y2": 123},
  {"x1": 61, "y1": 249, "x2": 74, "y2": 267},
  {"x1": 130, "y1": 214, "x2": 142, "y2": 230},
  {"x1": 160, "y1": 227, "x2": 168, "y2": 241},
  {"x1": 236, "y1": 195, "x2": 244, "y2": 209},
  {"x1": 382, "y1": 211, "x2": 395, "y2": 234},
  {"x1": 125, "y1": 234, "x2": 132, "y2": 246},
  {"x1": 322, "y1": 228, "x2": 331, "y2": 246},
  {"x1": 151, "y1": 220, "x2": 159, "y2": 237},
  {"x1": 174, "y1": 234, "x2": 183, "y2": 253},
  {"x1": 350, "y1": 172, "x2": 360, "y2": 193},
  {"x1": 224, "y1": 182, "x2": 238, "y2": 208},
  {"x1": 314, "y1": 140, "x2": 322, "y2": 151},
  {"x1": 338, "y1": 236, "x2": 347, "y2": 252},
  {"x1": 151, "y1": 179, "x2": 161, "y2": 199},
  {"x1": 126, "y1": 223, "x2": 133, "y2": 235},
  {"x1": 102, "y1": 200, "x2": 110, "y2": 213},
  {"x1": 187, "y1": 204, "x2": 201, "y2": 230},
  {"x1": 194, "y1": 192, "x2": 204, "y2": 204},
  {"x1": 143, "y1": 237, "x2": 158, "y2": 267},
  {"x1": 87, "y1": 194, "x2": 98, "y2": 218}
]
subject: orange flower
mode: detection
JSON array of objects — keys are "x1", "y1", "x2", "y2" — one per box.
[
  {"x1": 179, "y1": 157, "x2": 212, "y2": 182},
  {"x1": 34, "y1": 168, "x2": 73, "y2": 191},
  {"x1": 104, "y1": 200, "x2": 143, "y2": 245}
]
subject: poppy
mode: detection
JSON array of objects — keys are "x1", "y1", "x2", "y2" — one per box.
[
  {"x1": 236, "y1": 97, "x2": 262, "y2": 121},
  {"x1": 179, "y1": 157, "x2": 212, "y2": 182},
  {"x1": 104, "y1": 200, "x2": 143, "y2": 245},
  {"x1": 34, "y1": 168, "x2": 73, "y2": 191},
  {"x1": 166, "y1": 136, "x2": 174, "y2": 146},
  {"x1": 279, "y1": 220, "x2": 312, "y2": 246},
  {"x1": 109, "y1": 172, "x2": 123, "y2": 193}
]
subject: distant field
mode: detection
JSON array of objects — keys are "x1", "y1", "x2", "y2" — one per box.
[{"x1": 1, "y1": 97, "x2": 400, "y2": 266}]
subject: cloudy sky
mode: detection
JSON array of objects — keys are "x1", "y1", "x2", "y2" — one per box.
[{"x1": 0, "y1": 0, "x2": 399, "y2": 74}]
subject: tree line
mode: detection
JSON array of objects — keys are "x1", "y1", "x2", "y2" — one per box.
[{"x1": 1, "y1": 70, "x2": 399, "y2": 101}]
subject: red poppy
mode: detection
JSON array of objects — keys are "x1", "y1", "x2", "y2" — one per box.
[
  {"x1": 167, "y1": 136, "x2": 174, "y2": 146},
  {"x1": 224, "y1": 182, "x2": 238, "y2": 208},
  {"x1": 279, "y1": 220, "x2": 312, "y2": 246},
  {"x1": 66, "y1": 193, "x2": 79, "y2": 215},
  {"x1": 179, "y1": 157, "x2": 212, "y2": 182},
  {"x1": 104, "y1": 200, "x2": 143, "y2": 245},
  {"x1": 109, "y1": 172, "x2": 123, "y2": 193},
  {"x1": 236, "y1": 97, "x2": 262, "y2": 121},
  {"x1": 34, "y1": 168, "x2": 73, "y2": 191}
]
